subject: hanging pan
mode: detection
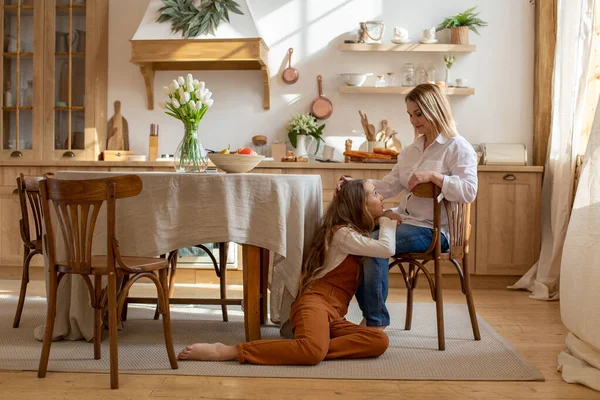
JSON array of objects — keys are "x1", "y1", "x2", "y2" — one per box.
[
  {"x1": 282, "y1": 48, "x2": 299, "y2": 84},
  {"x1": 311, "y1": 75, "x2": 333, "y2": 119}
]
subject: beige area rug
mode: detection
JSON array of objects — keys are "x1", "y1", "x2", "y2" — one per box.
[{"x1": 0, "y1": 295, "x2": 543, "y2": 381}]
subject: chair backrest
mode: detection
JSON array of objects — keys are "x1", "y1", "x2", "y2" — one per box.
[
  {"x1": 17, "y1": 174, "x2": 44, "y2": 247},
  {"x1": 411, "y1": 182, "x2": 473, "y2": 259},
  {"x1": 39, "y1": 175, "x2": 143, "y2": 275}
]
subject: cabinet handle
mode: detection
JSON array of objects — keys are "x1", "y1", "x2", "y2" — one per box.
[
  {"x1": 13, "y1": 188, "x2": 19, "y2": 195},
  {"x1": 62, "y1": 151, "x2": 75, "y2": 158},
  {"x1": 503, "y1": 174, "x2": 516, "y2": 181},
  {"x1": 45, "y1": 172, "x2": 55, "y2": 176},
  {"x1": 10, "y1": 150, "x2": 23, "y2": 157}
]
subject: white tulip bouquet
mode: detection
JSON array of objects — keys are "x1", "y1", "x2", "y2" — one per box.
[{"x1": 159, "y1": 73, "x2": 214, "y2": 172}]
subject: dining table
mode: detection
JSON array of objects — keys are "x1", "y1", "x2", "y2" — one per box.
[{"x1": 33, "y1": 170, "x2": 323, "y2": 343}]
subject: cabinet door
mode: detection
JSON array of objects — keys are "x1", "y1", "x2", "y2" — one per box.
[
  {"x1": 0, "y1": 0, "x2": 44, "y2": 160},
  {"x1": 476, "y1": 172, "x2": 542, "y2": 275},
  {"x1": 44, "y1": 0, "x2": 107, "y2": 160},
  {"x1": 0, "y1": 185, "x2": 24, "y2": 267}
]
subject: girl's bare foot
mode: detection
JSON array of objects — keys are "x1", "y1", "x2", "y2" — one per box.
[{"x1": 177, "y1": 342, "x2": 238, "y2": 361}]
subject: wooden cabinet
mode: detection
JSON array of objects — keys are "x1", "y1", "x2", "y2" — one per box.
[
  {"x1": 475, "y1": 171, "x2": 542, "y2": 275},
  {"x1": 0, "y1": 0, "x2": 108, "y2": 162}
]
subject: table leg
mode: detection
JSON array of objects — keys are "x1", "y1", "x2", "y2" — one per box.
[
  {"x1": 242, "y1": 244, "x2": 261, "y2": 341},
  {"x1": 260, "y1": 248, "x2": 269, "y2": 325}
]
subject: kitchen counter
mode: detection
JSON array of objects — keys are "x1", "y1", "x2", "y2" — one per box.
[{"x1": 0, "y1": 159, "x2": 544, "y2": 173}]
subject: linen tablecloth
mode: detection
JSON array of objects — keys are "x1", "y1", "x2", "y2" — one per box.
[{"x1": 34, "y1": 171, "x2": 322, "y2": 341}]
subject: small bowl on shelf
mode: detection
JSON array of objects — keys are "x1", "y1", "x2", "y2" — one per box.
[
  {"x1": 337, "y1": 73, "x2": 372, "y2": 86},
  {"x1": 207, "y1": 153, "x2": 265, "y2": 173}
]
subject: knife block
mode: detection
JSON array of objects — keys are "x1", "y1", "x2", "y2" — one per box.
[{"x1": 148, "y1": 135, "x2": 158, "y2": 161}]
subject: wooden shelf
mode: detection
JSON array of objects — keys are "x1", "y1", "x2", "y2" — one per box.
[
  {"x1": 339, "y1": 86, "x2": 475, "y2": 96},
  {"x1": 55, "y1": 5, "x2": 86, "y2": 16},
  {"x1": 2, "y1": 5, "x2": 34, "y2": 16},
  {"x1": 340, "y1": 43, "x2": 476, "y2": 53},
  {"x1": 3, "y1": 52, "x2": 34, "y2": 58},
  {"x1": 2, "y1": 106, "x2": 33, "y2": 111},
  {"x1": 55, "y1": 52, "x2": 85, "y2": 58},
  {"x1": 130, "y1": 38, "x2": 270, "y2": 110}
]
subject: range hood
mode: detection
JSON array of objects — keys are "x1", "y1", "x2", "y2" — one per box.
[{"x1": 130, "y1": 0, "x2": 270, "y2": 110}]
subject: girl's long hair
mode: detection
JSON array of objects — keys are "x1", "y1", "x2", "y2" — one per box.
[
  {"x1": 297, "y1": 179, "x2": 374, "y2": 294},
  {"x1": 406, "y1": 83, "x2": 458, "y2": 141}
]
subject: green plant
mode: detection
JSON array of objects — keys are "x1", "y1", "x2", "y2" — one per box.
[
  {"x1": 157, "y1": 0, "x2": 243, "y2": 38},
  {"x1": 286, "y1": 113, "x2": 326, "y2": 154},
  {"x1": 436, "y1": 6, "x2": 488, "y2": 35},
  {"x1": 444, "y1": 55, "x2": 456, "y2": 69}
]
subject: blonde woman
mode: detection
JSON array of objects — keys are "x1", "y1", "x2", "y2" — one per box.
[{"x1": 355, "y1": 83, "x2": 478, "y2": 329}]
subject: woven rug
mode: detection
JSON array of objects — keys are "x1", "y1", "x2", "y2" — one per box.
[{"x1": 0, "y1": 295, "x2": 543, "y2": 381}]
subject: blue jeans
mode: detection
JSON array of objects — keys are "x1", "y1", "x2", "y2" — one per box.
[{"x1": 355, "y1": 224, "x2": 449, "y2": 327}]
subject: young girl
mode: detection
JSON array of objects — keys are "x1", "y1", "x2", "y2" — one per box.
[{"x1": 177, "y1": 179, "x2": 397, "y2": 365}]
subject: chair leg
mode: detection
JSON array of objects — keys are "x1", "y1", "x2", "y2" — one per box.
[
  {"x1": 13, "y1": 246, "x2": 33, "y2": 328},
  {"x1": 38, "y1": 270, "x2": 58, "y2": 378},
  {"x1": 462, "y1": 256, "x2": 481, "y2": 340},
  {"x1": 404, "y1": 264, "x2": 414, "y2": 331},
  {"x1": 219, "y1": 243, "x2": 229, "y2": 322},
  {"x1": 158, "y1": 269, "x2": 178, "y2": 369},
  {"x1": 94, "y1": 275, "x2": 102, "y2": 360},
  {"x1": 260, "y1": 247, "x2": 269, "y2": 325},
  {"x1": 434, "y1": 259, "x2": 445, "y2": 351},
  {"x1": 107, "y1": 274, "x2": 119, "y2": 390}
]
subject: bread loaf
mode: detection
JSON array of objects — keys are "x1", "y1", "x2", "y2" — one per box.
[
  {"x1": 343, "y1": 150, "x2": 391, "y2": 160},
  {"x1": 373, "y1": 147, "x2": 399, "y2": 157}
]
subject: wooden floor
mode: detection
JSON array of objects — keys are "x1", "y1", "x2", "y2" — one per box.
[{"x1": 0, "y1": 279, "x2": 598, "y2": 400}]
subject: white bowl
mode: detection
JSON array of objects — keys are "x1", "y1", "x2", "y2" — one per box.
[
  {"x1": 207, "y1": 153, "x2": 265, "y2": 173},
  {"x1": 337, "y1": 73, "x2": 372, "y2": 86}
]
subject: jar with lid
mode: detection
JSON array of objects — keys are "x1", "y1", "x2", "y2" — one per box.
[
  {"x1": 402, "y1": 63, "x2": 415, "y2": 87},
  {"x1": 386, "y1": 72, "x2": 396, "y2": 87},
  {"x1": 426, "y1": 63, "x2": 436, "y2": 83},
  {"x1": 375, "y1": 75, "x2": 387, "y2": 87},
  {"x1": 415, "y1": 64, "x2": 428, "y2": 85}
]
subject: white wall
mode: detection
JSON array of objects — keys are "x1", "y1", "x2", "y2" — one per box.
[{"x1": 108, "y1": 0, "x2": 534, "y2": 160}]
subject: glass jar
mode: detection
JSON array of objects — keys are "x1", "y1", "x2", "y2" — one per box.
[
  {"x1": 375, "y1": 75, "x2": 387, "y2": 87},
  {"x1": 386, "y1": 72, "x2": 396, "y2": 87},
  {"x1": 402, "y1": 63, "x2": 415, "y2": 87},
  {"x1": 415, "y1": 64, "x2": 428, "y2": 85},
  {"x1": 426, "y1": 63, "x2": 436, "y2": 83},
  {"x1": 24, "y1": 80, "x2": 33, "y2": 107}
]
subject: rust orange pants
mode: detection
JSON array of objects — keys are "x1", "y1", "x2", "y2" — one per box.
[{"x1": 237, "y1": 261, "x2": 389, "y2": 365}]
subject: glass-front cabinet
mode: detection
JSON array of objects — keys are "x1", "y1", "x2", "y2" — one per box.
[{"x1": 1, "y1": 0, "x2": 107, "y2": 161}]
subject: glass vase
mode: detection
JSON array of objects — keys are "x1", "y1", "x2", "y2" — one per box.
[{"x1": 174, "y1": 123, "x2": 208, "y2": 173}]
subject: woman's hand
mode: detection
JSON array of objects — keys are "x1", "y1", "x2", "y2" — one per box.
[
  {"x1": 383, "y1": 210, "x2": 402, "y2": 225},
  {"x1": 408, "y1": 171, "x2": 444, "y2": 191}
]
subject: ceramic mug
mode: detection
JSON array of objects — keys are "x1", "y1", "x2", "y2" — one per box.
[
  {"x1": 456, "y1": 78, "x2": 468, "y2": 87},
  {"x1": 422, "y1": 27, "x2": 436, "y2": 41},
  {"x1": 323, "y1": 145, "x2": 335, "y2": 161}
]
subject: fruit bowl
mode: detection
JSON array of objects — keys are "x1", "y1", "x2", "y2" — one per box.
[
  {"x1": 337, "y1": 73, "x2": 372, "y2": 86},
  {"x1": 207, "y1": 153, "x2": 265, "y2": 173}
]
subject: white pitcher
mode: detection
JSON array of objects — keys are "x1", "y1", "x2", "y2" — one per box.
[{"x1": 295, "y1": 134, "x2": 316, "y2": 157}]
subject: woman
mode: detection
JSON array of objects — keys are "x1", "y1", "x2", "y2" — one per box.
[
  {"x1": 355, "y1": 83, "x2": 478, "y2": 329},
  {"x1": 177, "y1": 179, "x2": 395, "y2": 364}
]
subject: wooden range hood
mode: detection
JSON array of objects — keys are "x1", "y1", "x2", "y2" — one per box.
[{"x1": 130, "y1": 38, "x2": 270, "y2": 110}]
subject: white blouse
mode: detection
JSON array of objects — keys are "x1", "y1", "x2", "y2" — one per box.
[
  {"x1": 372, "y1": 134, "x2": 478, "y2": 237},
  {"x1": 314, "y1": 217, "x2": 397, "y2": 279}
]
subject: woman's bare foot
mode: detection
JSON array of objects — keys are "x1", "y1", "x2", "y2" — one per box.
[
  {"x1": 360, "y1": 318, "x2": 387, "y2": 331},
  {"x1": 177, "y1": 342, "x2": 238, "y2": 361}
]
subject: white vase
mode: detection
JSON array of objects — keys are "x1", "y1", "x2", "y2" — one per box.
[{"x1": 295, "y1": 135, "x2": 309, "y2": 157}]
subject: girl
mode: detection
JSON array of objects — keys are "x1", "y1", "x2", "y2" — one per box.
[
  {"x1": 177, "y1": 179, "x2": 397, "y2": 365},
  {"x1": 355, "y1": 83, "x2": 478, "y2": 329}
]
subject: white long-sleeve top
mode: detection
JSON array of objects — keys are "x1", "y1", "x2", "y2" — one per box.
[
  {"x1": 314, "y1": 217, "x2": 397, "y2": 279},
  {"x1": 372, "y1": 134, "x2": 477, "y2": 237}
]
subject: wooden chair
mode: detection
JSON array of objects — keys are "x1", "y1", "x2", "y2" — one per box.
[
  {"x1": 37, "y1": 175, "x2": 178, "y2": 389},
  {"x1": 389, "y1": 182, "x2": 481, "y2": 350},
  {"x1": 13, "y1": 174, "x2": 44, "y2": 328}
]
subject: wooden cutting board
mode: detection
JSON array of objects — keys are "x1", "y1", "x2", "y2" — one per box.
[{"x1": 106, "y1": 100, "x2": 129, "y2": 150}]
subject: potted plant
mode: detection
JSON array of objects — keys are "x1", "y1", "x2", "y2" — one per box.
[
  {"x1": 436, "y1": 6, "x2": 488, "y2": 45},
  {"x1": 286, "y1": 113, "x2": 325, "y2": 157}
]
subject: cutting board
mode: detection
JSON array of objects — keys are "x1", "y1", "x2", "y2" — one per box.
[{"x1": 106, "y1": 100, "x2": 129, "y2": 150}]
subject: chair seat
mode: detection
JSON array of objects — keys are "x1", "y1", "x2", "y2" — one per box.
[
  {"x1": 57, "y1": 256, "x2": 168, "y2": 275},
  {"x1": 395, "y1": 252, "x2": 451, "y2": 261}
]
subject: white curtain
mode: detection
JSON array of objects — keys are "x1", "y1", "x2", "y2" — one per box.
[
  {"x1": 510, "y1": 0, "x2": 594, "y2": 300},
  {"x1": 558, "y1": 96, "x2": 600, "y2": 392}
]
